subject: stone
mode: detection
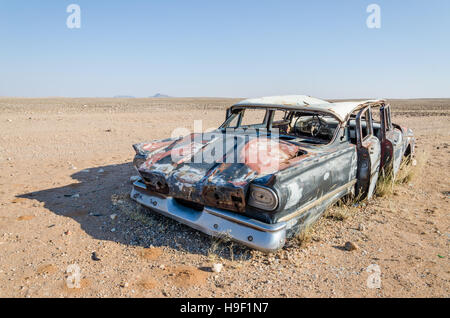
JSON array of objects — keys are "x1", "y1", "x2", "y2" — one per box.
[{"x1": 344, "y1": 241, "x2": 358, "y2": 251}]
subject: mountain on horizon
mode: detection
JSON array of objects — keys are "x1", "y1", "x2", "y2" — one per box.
[{"x1": 150, "y1": 93, "x2": 170, "y2": 98}]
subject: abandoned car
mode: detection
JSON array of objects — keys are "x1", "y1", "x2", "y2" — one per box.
[{"x1": 130, "y1": 96, "x2": 415, "y2": 252}]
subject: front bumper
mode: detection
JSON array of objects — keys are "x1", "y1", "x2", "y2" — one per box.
[{"x1": 130, "y1": 179, "x2": 286, "y2": 252}]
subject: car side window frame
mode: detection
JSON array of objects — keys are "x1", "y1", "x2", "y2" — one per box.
[
  {"x1": 386, "y1": 105, "x2": 393, "y2": 130},
  {"x1": 239, "y1": 108, "x2": 270, "y2": 128},
  {"x1": 355, "y1": 106, "x2": 374, "y2": 147}
]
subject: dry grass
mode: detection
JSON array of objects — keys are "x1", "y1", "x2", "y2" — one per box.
[
  {"x1": 375, "y1": 150, "x2": 428, "y2": 197},
  {"x1": 207, "y1": 231, "x2": 233, "y2": 261},
  {"x1": 325, "y1": 193, "x2": 363, "y2": 221},
  {"x1": 292, "y1": 225, "x2": 314, "y2": 247},
  {"x1": 395, "y1": 150, "x2": 428, "y2": 185},
  {"x1": 111, "y1": 193, "x2": 157, "y2": 227},
  {"x1": 375, "y1": 169, "x2": 395, "y2": 197}
]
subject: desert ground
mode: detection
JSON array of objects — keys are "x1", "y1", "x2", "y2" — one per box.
[{"x1": 0, "y1": 97, "x2": 448, "y2": 298}]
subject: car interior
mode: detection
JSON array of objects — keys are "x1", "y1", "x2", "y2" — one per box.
[
  {"x1": 347, "y1": 107, "x2": 383, "y2": 145},
  {"x1": 273, "y1": 111, "x2": 339, "y2": 144},
  {"x1": 223, "y1": 108, "x2": 339, "y2": 145}
]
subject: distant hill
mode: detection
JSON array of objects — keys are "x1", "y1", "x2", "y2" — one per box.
[
  {"x1": 150, "y1": 93, "x2": 171, "y2": 98},
  {"x1": 113, "y1": 95, "x2": 135, "y2": 98}
]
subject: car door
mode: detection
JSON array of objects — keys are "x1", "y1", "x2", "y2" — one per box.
[
  {"x1": 381, "y1": 105, "x2": 403, "y2": 176},
  {"x1": 355, "y1": 106, "x2": 381, "y2": 199},
  {"x1": 379, "y1": 104, "x2": 393, "y2": 173}
]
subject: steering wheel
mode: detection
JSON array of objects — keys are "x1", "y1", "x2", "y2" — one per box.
[
  {"x1": 310, "y1": 115, "x2": 325, "y2": 137},
  {"x1": 293, "y1": 115, "x2": 328, "y2": 137}
]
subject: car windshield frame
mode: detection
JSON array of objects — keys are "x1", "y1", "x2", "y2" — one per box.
[{"x1": 219, "y1": 105, "x2": 342, "y2": 146}]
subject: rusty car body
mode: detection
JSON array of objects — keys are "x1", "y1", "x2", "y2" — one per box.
[{"x1": 130, "y1": 96, "x2": 415, "y2": 252}]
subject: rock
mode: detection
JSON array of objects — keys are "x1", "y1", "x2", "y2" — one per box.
[
  {"x1": 344, "y1": 241, "x2": 358, "y2": 251},
  {"x1": 111, "y1": 228, "x2": 116, "y2": 232},
  {"x1": 119, "y1": 282, "x2": 129, "y2": 288},
  {"x1": 64, "y1": 231, "x2": 71, "y2": 235},
  {"x1": 110, "y1": 214, "x2": 117, "y2": 220},
  {"x1": 91, "y1": 252, "x2": 101, "y2": 261},
  {"x1": 159, "y1": 264, "x2": 165, "y2": 270},
  {"x1": 98, "y1": 169, "x2": 104, "y2": 173},
  {"x1": 212, "y1": 263, "x2": 223, "y2": 273},
  {"x1": 358, "y1": 224, "x2": 366, "y2": 231}
]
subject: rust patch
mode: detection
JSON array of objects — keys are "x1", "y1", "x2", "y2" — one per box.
[
  {"x1": 240, "y1": 138, "x2": 301, "y2": 175},
  {"x1": 142, "y1": 140, "x2": 174, "y2": 152},
  {"x1": 141, "y1": 150, "x2": 172, "y2": 170}
]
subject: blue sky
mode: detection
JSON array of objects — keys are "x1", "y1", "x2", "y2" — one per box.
[{"x1": 0, "y1": 0, "x2": 449, "y2": 98}]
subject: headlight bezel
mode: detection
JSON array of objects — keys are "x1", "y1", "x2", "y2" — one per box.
[{"x1": 247, "y1": 184, "x2": 279, "y2": 211}]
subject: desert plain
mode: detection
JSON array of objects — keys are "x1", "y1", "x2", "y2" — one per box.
[{"x1": 0, "y1": 97, "x2": 448, "y2": 297}]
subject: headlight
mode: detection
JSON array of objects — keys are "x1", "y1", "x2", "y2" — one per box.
[
  {"x1": 247, "y1": 184, "x2": 278, "y2": 211},
  {"x1": 133, "y1": 154, "x2": 146, "y2": 171}
]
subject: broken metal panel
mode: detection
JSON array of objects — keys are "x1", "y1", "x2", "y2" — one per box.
[
  {"x1": 390, "y1": 127, "x2": 405, "y2": 176},
  {"x1": 380, "y1": 104, "x2": 394, "y2": 173},
  {"x1": 354, "y1": 106, "x2": 381, "y2": 199}
]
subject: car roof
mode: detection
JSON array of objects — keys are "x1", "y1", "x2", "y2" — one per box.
[{"x1": 232, "y1": 95, "x2": 385, "y2": 122}]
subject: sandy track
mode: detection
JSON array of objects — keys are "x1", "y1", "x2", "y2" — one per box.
[{"x1": 0, "y1": 98, "x2": 448, "y2": 297}]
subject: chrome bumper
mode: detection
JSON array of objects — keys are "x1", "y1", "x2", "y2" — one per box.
[{"x1": 130, "y1": 180, "x2": 286, "y2": 252}]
